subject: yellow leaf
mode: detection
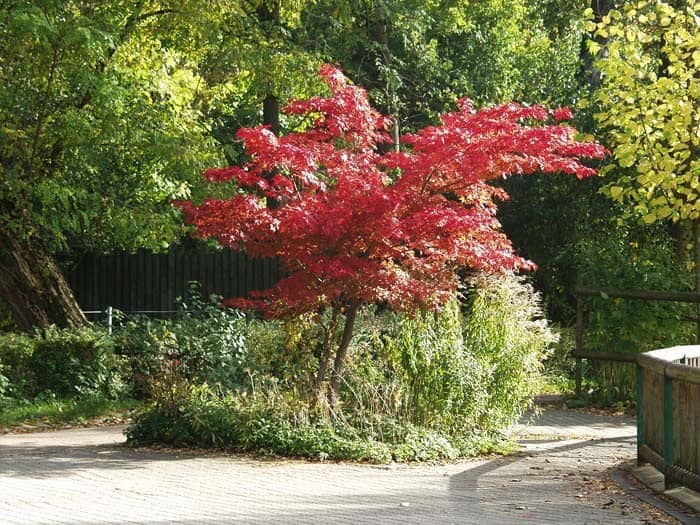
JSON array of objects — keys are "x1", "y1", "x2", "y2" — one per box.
[
  {"x1": 609, "y1": 186, "x2": 624, "y2": 200},
  {"x1": 637, "y1": 160, "x2": 652, "y2": 173}
]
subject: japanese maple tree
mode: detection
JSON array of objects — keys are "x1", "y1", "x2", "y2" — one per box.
[{"x1": 177, "y1": 65, "x2": 607, "y2": 401}]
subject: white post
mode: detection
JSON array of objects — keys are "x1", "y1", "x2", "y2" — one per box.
[{"x1": 107, "y1": 306, "x2": 113, "y2": 335}]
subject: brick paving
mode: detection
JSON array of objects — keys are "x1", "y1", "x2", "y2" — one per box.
[{"x1": 0, "y1": 409, "x2": 679, "y2": 524}]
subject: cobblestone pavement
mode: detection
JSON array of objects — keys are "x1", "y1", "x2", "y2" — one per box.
[{"x1": 0, "y1": 410, "x2": 680, "y2": 524}]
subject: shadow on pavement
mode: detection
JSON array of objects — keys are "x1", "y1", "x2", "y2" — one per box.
[
  {"x1": 0, "y1": 442, "x2": 196, "y2": 479},
  {"x1": 448, "y1": 435, "x2": 638, "y2": 523}
]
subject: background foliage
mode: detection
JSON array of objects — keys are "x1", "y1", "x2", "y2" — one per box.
[{"x1": 2, "y1": 0, "x2": 698, "y2": 438}]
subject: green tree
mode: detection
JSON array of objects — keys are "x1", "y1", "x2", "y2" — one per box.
[
  {"x1": 590, "y1": 0, "x2": 699, "y2": 287},
  {"x1": 0, "y1": 1, "x2": 223, "y2": 329},
  {"x1": 300, "y1": 0, "x2": 589, "y2": 132},
  {"x1": 196, "y1": 0, "x2": 322, "y2": 141}
]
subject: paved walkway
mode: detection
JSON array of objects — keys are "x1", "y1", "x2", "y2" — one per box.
[{"x1": 0, "y1": 410, "x2": 681, "y2": 524}]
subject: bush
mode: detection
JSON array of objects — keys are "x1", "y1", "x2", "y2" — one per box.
[
  {"x1": 0, "y1": 332, "x2": 36, "y2": 398},
  {"x1": 114, "y1": 283, "x2": 249, "y2": 397},
  {"x1": 128, "y1": 272, "x2": 551, "y2": 462},
  {"x1": 29, "y1": 326, "x2": 125, "y2": 398},
  {"x1": 114, "y1": 288, "x2": 319, "y2": 400},
  {"x1": 127, "y1": 384, "x2": 508, "y2": 462},
  {"x1": 340, "y1": 273, "x2": 553, "y2": 434},
  {"x1": 0, "y1": 360, "x2": 9, "y2": 400},
  {"x1": 169, "y1": 284, "x2": 248, "y2": 387},
  {"x1": 0, "y1": 326, "x2": 125, "y2": 400},
  {"x1": 343, "y1": 300, "x2": 487, "y2": 434},
  {"x1": 463, "y1": 273, "x2": 556, "y2": 428}
]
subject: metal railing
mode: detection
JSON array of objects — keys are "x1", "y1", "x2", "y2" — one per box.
[{"x1": 82, "y1": 306, "x2": 178, "y2": 334}]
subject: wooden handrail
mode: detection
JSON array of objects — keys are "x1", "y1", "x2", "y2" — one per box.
[
  {"x1": 571, "y1": 349, "x2": 636, "y2": 363},
  {"x1": 575, "y1": 287, "x2": 700, "y2": 303},
  {"x1": 572, "y1": 286, "x2": 700, "y2": 396}
]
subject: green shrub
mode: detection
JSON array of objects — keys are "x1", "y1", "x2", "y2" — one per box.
[
  {"x1": 127, "y1": 384, "x2": 506, "y2": 462},
  {"x1": 341, "y1": 273, "x2": 553, "y2": 434},
  {"x1": 0, "y1": 332, "x2": 36, "y2": 398},
  {"x1": 128, "y1": 272, "x2": 551, "y2": 462},
  {"x1": 0, "y1": 327, "x2": 126, "y2": 400},
  {"x1": 170, "y1": 284, "x2": 248, "y2": 387},
  {"x1": 0, "y1": 360, "x2": 9, "y2": 400},
  {"x1": 344, "y1": 300, "x2": 487, "y2": 434},
  {"x1": 112, "y1": 319, "x2": 169, "y2": 399},
  {"x1": 464, "y1": 273, "x2": 556, "y2": 428},
  {"x1": 29, "y1": 326, "x2": 125, "y2": 398},
  {"x1": 114, "y1": 284, "x2": 249, "y2": 397}
]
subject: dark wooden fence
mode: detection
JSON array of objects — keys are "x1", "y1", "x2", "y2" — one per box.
[{"x1": 65, "y1": 248, "x2": 282, "y2": 315}]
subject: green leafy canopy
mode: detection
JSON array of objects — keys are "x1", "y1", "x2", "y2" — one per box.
[{"x1": 588, "y1": 0, "x2": 699, "y2": 224}]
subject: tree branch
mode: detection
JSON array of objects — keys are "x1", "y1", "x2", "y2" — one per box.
[{"x1": 28, "y1": 45, "x2": 62, "y2": 172}]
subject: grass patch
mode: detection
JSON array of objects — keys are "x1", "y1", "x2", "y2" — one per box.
[{"x1": 0, "y1": 396, "x2": 142, "y2": 430}]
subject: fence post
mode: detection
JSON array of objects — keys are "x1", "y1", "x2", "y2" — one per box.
[
  {"x1": 663, "y1": 369, "x2": 675, "y2": 490},
  {"x1": 106, "y1": 306, "x2": 113, "y2": 335},
  {"x1": 636, "y1": 362, "x2": 644, "y2": 465}
]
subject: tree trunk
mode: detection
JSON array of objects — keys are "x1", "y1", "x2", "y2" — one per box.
[
  {"x1": 258, "y1": 1, "x2": 281, "y2": 138},
  {"x1": 581, "y1": 0, "x2": 615, "y2": 89},
  {"x1": 391, "y1": 117, "x2": 400, "y2": 152},
  {"x1": 370, "y1": 1, "x2": 401, "y2": 153},
  {"x1": 263, "y1": 94, "x2": 280, "y2": 137},
  {"x1": 314, "y1": 305, "x2": 341, "y2": 395},
  {"x1": 0, "y1": 230, "x2": 86, "y2": 331},
  {"x1": 328, "y1": 304, "x2": 358, "y2": 405},
  {"x1": 671, "y1": 221, "x2": 692, "y2": 261}
]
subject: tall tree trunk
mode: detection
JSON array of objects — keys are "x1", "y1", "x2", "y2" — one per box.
[
  {"x1": 581, "y1": 0, "x2": 615, "y2": 89},
  {"x1": 0, "y1": 230, "x2": 86, "y2": 331},
  {"x1": 258, "y1": 1, "x2": 281, "y2": 138},
  {"x1": 263, "y1": 94, "x2": 280, "y2": 137},
  {"x1": 328, "y1": 304, "x2": 358, "y2": 405},
  {"x1": 371, "y1": 1, "x2": 401, "y2": 152},
  {"x1": 671, "y1": 221, "x2": 692, "y2": 261}
]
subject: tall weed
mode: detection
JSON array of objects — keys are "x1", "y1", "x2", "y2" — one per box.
[{"x1": 464, "y1": 274, "x2": 556, "y2": 428}]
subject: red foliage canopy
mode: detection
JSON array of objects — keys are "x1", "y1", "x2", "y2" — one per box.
[{"x1": 177, "y1": 65, "x2": 607, "y2": 318}]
